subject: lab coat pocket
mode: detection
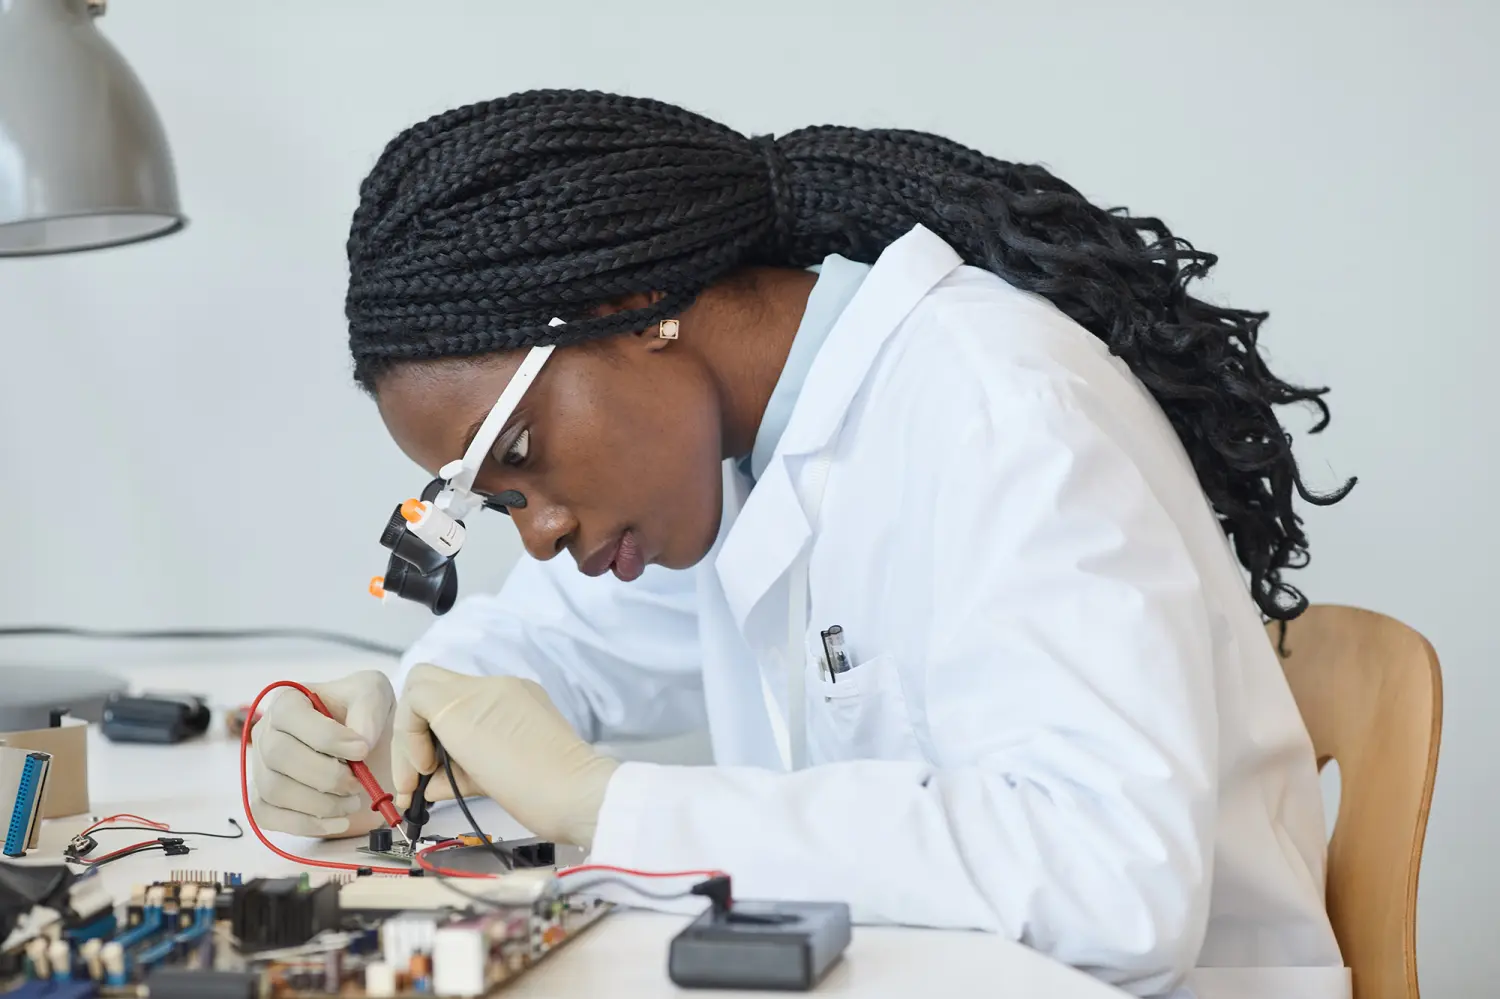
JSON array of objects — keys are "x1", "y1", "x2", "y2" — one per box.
[{"x1": 807, "y1": 654, "x2": 922, "y2": 763}]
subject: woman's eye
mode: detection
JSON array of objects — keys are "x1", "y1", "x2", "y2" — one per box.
[{"x1": 503, "y1": 428, "x2": 530, "y2": 466}]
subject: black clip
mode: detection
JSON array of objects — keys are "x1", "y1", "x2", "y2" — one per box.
[
  {"x1": 158, "y1": 837, "x2": 190, "y2": 857},
  {"x1": 689, "y1": 875, "x2": 734, "y2": 917}
]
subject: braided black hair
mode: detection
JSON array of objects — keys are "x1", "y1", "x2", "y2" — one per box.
[{"x1": 346, "y1": 88, "x2": 1353, "y2": 621}]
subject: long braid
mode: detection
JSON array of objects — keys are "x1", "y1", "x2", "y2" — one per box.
[{"x1": 346, "y1": 89, "x2": 1353, "y2": 620}]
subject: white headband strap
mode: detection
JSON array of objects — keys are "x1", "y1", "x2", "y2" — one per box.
[{"x1": 438, "y1": 318, "x2": 563, "y2": 494}]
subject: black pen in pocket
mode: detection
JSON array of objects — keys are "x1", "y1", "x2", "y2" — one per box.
[
  {"x1": 821, "y1": 625, "x2": 850, "y2": 678},
  {"x1": 820, "y1": 627, "x2": 837, "y2": 683}
]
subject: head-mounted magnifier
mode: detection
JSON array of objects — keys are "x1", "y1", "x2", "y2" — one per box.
[{"x1": 369, "y1": 318, "x2": 563, "y2": 614}]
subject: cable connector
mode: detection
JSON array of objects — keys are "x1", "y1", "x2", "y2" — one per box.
[
  {"x1": 67, "y1": 833, "x2": 98, "y2": 858},
  {"x1": 689, "y1": 875, "x2": 733, "y2": 917},
  {"x1": 158, "y1": 837, "x2": 190, "y2": 857}
]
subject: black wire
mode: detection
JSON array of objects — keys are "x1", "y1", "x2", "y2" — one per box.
[
  {"x1": 440, "y1": 747, "x2": 514, "y2": 872},
  {"x1": 558, "y1": 875, "x2": 703, "y2": 903},
  {"x1": 0, "y1": 626, "x2": 401, "y2": 658},
  {"x1": 89, "y1": 819, "x2": 243, "y2": 841},
  {"x1": 433, "y1": 873, "x2": 695, "y2": 909}
]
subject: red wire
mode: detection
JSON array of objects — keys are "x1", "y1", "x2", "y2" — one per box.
[
  {"x1": 239, "y1": 680, "x2": 411, "y2": 876},
  {"x1": 413, "y1": 839, "x2": 500, "y2": 879},
  {"x1": 84, "y1": 814, "x2": 171, "y2": 835},
  {"x1": 76, "y1": 838, "x2": 163, "y2": 865}
]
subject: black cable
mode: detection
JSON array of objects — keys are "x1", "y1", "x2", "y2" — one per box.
[
  {"x1": 89, "y1": 819, "x2": 243, "y2": 841},
  {"x1": 433, "y1": 872, "x2": 697, "y2": 909},
  {"x1": 0, "y1": 626, "x2": 401, "y2": 658},
  {"x1": 440, "y1": 746, "x2": 514, "y2": 871},
  {"x1": 557, "y1": 875, "x2": 705, "y2": 903}
]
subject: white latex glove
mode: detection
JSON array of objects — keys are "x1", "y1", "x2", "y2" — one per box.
[
  {"x1": 249, "y1": 670, "x2": 396, "y2": 838},
  {"x1": 393, "y1": 664, "x2": 619, "y2": 848}
]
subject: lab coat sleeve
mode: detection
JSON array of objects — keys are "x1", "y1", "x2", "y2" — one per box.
[
  {"x1": 396, "y1": 554, "x2": 706, "y2": 744},
  {"x1": 587, "y1": 384, "x2": 1219, "y2": 998}
]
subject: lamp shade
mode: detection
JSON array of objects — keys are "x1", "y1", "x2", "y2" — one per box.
[{"x1": 0, "y1": 0, "x2": 184, "y2": 256}]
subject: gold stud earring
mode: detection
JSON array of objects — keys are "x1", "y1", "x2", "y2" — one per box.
[{"x1": 658, "y1": 319, "x2": 680, "y2": 340}]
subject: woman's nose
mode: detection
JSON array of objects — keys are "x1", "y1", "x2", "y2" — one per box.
[{"x1": 513, "y1": 499, "x2": 576, "y2": 561}]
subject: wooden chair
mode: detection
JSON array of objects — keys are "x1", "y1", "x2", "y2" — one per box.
[{"x1": 1268, "y1": 604, "x2": 1443, "y2": 999}]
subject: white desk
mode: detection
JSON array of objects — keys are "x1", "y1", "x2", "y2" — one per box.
[{"x1": 21, "y1": 656, "x2": 1126, "y2": 998}]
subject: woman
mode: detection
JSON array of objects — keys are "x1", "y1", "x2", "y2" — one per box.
[{"x1": 251, "y1": 90, "x2": 1353, "y2": 998}]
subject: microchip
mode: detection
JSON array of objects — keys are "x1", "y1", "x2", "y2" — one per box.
[{"x1": 145, "y1": 968, "x2": 259, "y2": 999}]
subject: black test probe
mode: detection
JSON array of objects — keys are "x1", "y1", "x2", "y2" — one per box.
[{"x1": 401, "y1": 768, "x2": 435, "y2": 845}]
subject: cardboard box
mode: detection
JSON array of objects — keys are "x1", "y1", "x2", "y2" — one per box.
[{"x1": 0, "y1": 719, "x2": 89, "y2": 818}]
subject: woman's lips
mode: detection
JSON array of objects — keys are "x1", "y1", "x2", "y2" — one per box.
[
  {"x1": 579, "y1": 536, "x2": 620, "y2": 578},
  {"x1": 579, "y1": 529, "x2": 645, "y2": 580},
  {"x1": 611, "y1": 530, "x2": 645, "y2": 581}
]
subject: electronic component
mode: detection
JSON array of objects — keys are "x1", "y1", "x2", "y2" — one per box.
[
  {"x1": 355, "y1": 842, "x2": 415, "y2": 864},
  {"x1": 357, "y1": 835, "x2": 580, "y2": 874},
  {"x1": 364, "y1": 960, "x2": 396, "y2": 994},
  {"x1": 340, "y1": 868, "x2": 557, "y2": 911},
  {"x1": 145, "y1": 967, "x2": 260, "y2": 999},
  {"x1": 3, "y1": 859, "x2": 850, "y2": 996},
  {"x1": 0, "y1": 747, "x2": 51, "y2": 857},
  {"x1": 668, "y1": 897, "x2": 852, "y2": 990},
  {"x1": 380, "y1": 911, "x2": 438, "y2": 969},
  {"x1": 99, "y1": 692, "x2": 211, "y2": 744},
  {"x1": 2, "y1": 864, "x2": 610, "y2": 995},
  {"x1": 368, "y1": 826, "x2": 393, "y2": 854},
  {"x1": 230, "y1": 877, "x2": 341, "y2": 949},
  {"x1": 169, "y1": 868, "x2": 246, "y2": 886},
  {"x1": 431, "y1": 921, "x2": 486, "y2": 996}
]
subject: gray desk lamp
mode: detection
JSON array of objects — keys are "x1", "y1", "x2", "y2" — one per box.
[
  {"x1": 0, "y1": 0, "x2": 185, "y2": 255},
  {"x1": 0, "y1": 0, "x2": 183, "y2": 726}
]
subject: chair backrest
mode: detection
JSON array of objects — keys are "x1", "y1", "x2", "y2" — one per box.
[{"x1": 1268, "y1": 604, "x2": 1443, "y2": 999}]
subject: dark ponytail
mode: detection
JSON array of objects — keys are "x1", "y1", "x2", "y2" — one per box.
[{"x1": 346, "y1": 88, "x2": 1353, "y2": 620}]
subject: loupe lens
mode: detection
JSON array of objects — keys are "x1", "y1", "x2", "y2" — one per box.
[
  {"x1": 378, "y1": 504, "x2": 451, "y2": 575},
  {"x1": 382, "y1": 553, "x2": 459, "y2": 615}
]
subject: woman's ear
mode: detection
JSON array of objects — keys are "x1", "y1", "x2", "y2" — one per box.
[
  {"x1": 641, "y1": 318, "x2": 678, "y2": 353},
  {"x1": 592, "y1": 291, "x2": 677, "y2": 353},
  {"x1": 592, "y1": 290, "x2": 664, "y2": 320}
]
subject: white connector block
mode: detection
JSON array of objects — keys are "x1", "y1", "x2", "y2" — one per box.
[
  {"x1": 432, "y1": 923, "x2": 488, "y2": 996},
  {"x1": 339, "y1": 868, "x2": 556, "y2": 912}
]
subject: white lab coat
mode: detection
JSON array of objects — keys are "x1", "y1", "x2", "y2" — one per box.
[{"x1": 398, "y1": 224, "x2": 1349, "y2": 999}]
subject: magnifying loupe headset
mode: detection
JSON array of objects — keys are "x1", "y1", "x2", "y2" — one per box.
[{"x1": 368, "y1": 318, "x2": 563, "y2": 614}]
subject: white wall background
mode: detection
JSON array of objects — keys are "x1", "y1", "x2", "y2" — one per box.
[{"x1": 2, "y1": 1, "x2": 1495, "y2": 993}]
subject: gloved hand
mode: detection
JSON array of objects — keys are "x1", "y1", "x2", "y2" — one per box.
[
  {"x1": 249, "y1": 670, "x2": 396, "y2": 838},
  {"x1": 393, "y1": 664, "x2": 619, "y2": 848}
]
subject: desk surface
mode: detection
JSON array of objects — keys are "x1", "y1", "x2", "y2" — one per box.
[{"x1": 21, "y1": 656, "x2": 1125, "y2": 998}]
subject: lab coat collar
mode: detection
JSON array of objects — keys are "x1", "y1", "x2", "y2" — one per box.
[{"x1": 715, "y1": 224, "x2": 965, "y2": 634}]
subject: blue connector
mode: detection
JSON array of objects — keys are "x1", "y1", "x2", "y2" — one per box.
[
  {"x1": 64, "y1": 912, "x2": 119, "y2": 941},
  {"x1": 3, "y1": 752, "x2": 50, "y2": 857},
  {"x1": 104, "y1": 896, "x2": 165, "y2": 985},
  {"x1": 134, "y1": 907, "x2": 214, "y2": 969},
  {"x1": 110, "y1": 902, "x2": 163, "y2": 952}
]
